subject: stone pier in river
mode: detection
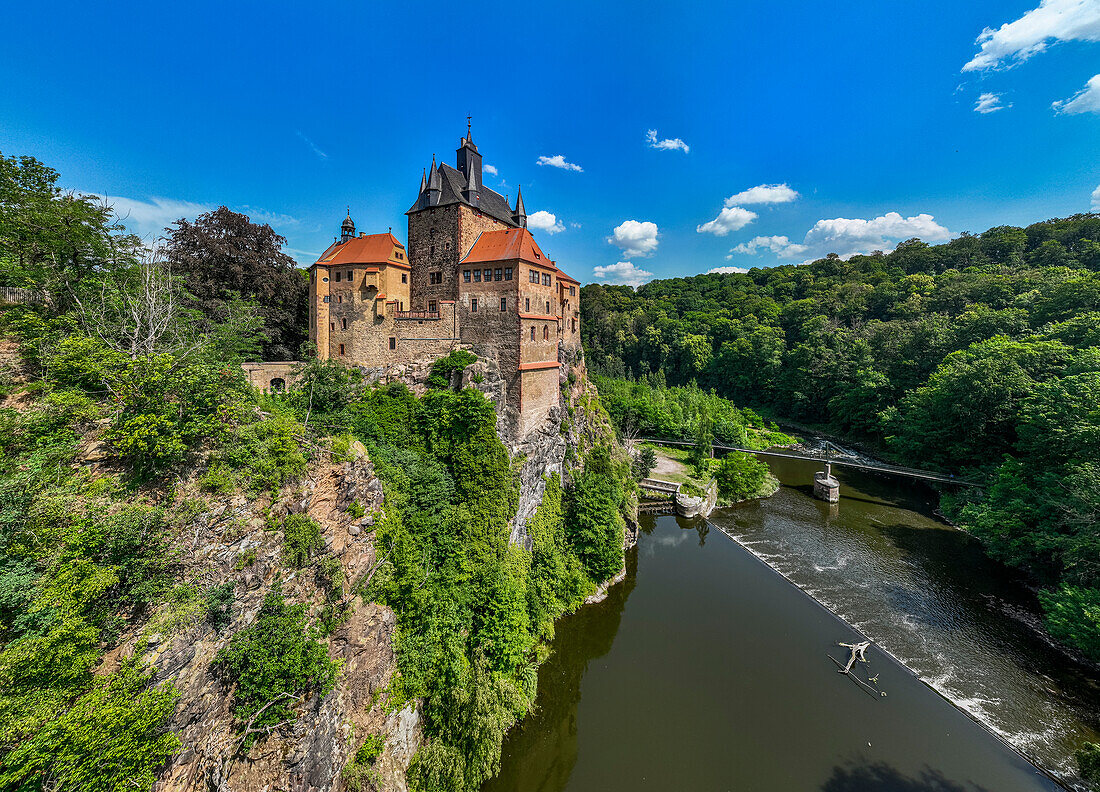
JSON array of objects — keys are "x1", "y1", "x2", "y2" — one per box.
[{"x1": 814, "y1": 463, "x2": 840, "y2": 502}]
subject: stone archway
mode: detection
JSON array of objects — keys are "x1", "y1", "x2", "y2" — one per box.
[{"x1": 270, "y1": 377, "x2": 286, "y2": 392}]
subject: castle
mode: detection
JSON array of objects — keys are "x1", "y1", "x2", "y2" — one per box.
[{"x1": 305, "y1": 128, "x2": 581, "y2": 437}]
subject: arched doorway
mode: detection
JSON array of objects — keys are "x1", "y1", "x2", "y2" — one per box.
[{"x1": 270, "y1": 377, "x2": 286, "y2": 392}]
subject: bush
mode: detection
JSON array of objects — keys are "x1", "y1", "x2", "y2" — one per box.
[
  {"x1": 0, "y1": 660, "x2": 180, "y2": 792},
  {"x1": 715, "y1": 452, "x2": 772, "y2": 502},
  {"x1": 1077, "y1": 742, "x2": 1100, "y2": 786},
  {"x1": 213, "y1": 590, "x2": 337, "y2": 742},
  {"x1": 1038, "y1": 586, "x2": 1100, "y2": 662},
  {"x1": 216, "y1": 410, "x2": 308, "y2": 493},
  {"x1": 631, "y1": 446, "x2": 657, "y2": 480},
  {"x1": 283, "y1": 514, "x2": 324, "y2": 568},
  {"x1": 566, "y1": 446, "x2": 628, "y2": 582},
  {"x1": 205, "y1": 582, "x2": 235, "y2": 631},
  {"x1": 426, "y1": 350, "x2": 477, "y2": 389}
]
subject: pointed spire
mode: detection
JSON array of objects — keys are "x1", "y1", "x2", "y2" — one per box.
[
  {"x1": 463, "y1": 159, "x2": 480, "y2": 202},
  {"x1": 420, "y1": 168, "x2": 427, "y2": 193},
  {"x1": 427, "y1": 154, "x2": 442, "y2": 206},
  {"x1": 512, "y1": 185, "x2": 527, "y2": 228}
]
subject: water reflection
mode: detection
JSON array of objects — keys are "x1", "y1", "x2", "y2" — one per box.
[{"x1": 821, "y1": 762, "x2": 993, "y2": 792}]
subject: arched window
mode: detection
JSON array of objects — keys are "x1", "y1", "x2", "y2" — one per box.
[
  {"x1": 543, "y1": 325, "x2": 549, "y2": 340},
  {"x1": 270, "y1": 377, "x2": 286, "y2": 392},
  {"x1": 341, "y1": 318, "x2": 347, "y2": 330},
  {"x1": 530, "y1": 326, "x2": 535, "y2": 341}
]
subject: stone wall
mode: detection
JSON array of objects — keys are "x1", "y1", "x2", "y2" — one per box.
[
  {"x1": 341, "y1": 299, "x2": 459, "y2": 368},
  {"x1": 241, "y1": 361, "x2": 300, "y2": 392}
]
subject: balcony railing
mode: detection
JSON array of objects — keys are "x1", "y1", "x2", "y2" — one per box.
[{"x1": 394, "y1": 310, "x2": 441, "y2": 320}]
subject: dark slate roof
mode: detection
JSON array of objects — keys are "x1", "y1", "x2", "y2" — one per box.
[{"x1": 406, "y1": 163, "x2": 518, "y2": 227}]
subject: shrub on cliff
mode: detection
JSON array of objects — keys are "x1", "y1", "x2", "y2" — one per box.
[
  {"x1": 213, "y1": 590, "x2": 337, "y2": 744},
  {"x1": 566, "y1": 446, "x2": 628, "y2": 583}
]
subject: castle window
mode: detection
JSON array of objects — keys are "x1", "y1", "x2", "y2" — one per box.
[
  {"x1": 542, "y1": 273, "x2": 551, "y2": 286},
  {"x1": 429, "y1": 300, "x2": 437, "y2": 312},
  {"x1": 322, "y1": 277, "x2": 329, "y2": 283},
  {"x1": 337, "y1": 295, "x2": 342, "y2": 304},
  {"x1": 445, "y1": 242, "x2": 450, "y2": 250},
  {"x1": 430, "y1": 272, "x2": 443, "y2": 285},
  {"x1": 500, "y1": 297, "x2": 507, "y2": 312},
  {"x1": 525, "y1": 297, "x2": 530, "y2": 311},
  {"x1": 402, "y1": 273, "x2": 407, "y2": 283},
  {"x1": 546, "y1": 300, "x2": 550, "y2": 313},
  {"x1": 471, "y1": 298, "x2": 478, "y2": 312},
  {"x1": 543, "y1": 325, "x2": 549, "y2": 340},
  {"x1": 484, "y1": 269, "x2": 491, "y2": 282},
  {"x1": 505, "y1": 267, "x2": 512, "y2": 280},
  {"x1": 339, "y1": 344, "x2": 345, "y2": 355},
  {"x1": 323, "y1": 295, "x2": 330, "y2": 303},
  {"x1": 529, "y1": 270, "x2": 538, "y2": 283},
  {"x1": 396, "y1": 251, "x2": 403, "y2": 260},
  {"x1": 495, "y1": 268, "x2": 502, "y2": 281},
  {"x1": 430, "y1": 245, "x2": 435, "y2": 257},
  {"x1": 389, "y1": 337, "x2": 396, "y2": 350},
  {"x1": 347, "y1": 271, "x2": 353, "y2": 280},
  {"x1": 534, "y1": 251, "x2": 541, "y2": 259},
  {"x1": 473, "y1": 270, "x2": 481, "y2": 282},
  {"x1": 569, "y1": 285, "x2": 576, "y2": 295},
  {"x1": 330, "y1": 322, "x2": 335, "y2": 331},
  {"x1": 572, "y1": 318, "x2": 577, "y2": 332},
  {"x1": 341, "y1": 318, "x2": 347, "y2": 330},
  {"x1": 530, "y1": 326, "x2": 535, "y2": 341},
  {"x1": 335, "y1": 272, "x2": 341, "y2": 282},
  {"x1": 463, "y1": 270, "x2": 471, "y2": 282}
]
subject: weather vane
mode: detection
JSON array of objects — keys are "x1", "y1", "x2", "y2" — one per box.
[{"x1": 467, "y1": 114, "x2": 472, "y2": 136}]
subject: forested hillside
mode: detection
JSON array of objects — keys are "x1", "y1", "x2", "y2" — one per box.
[
  {"x1": 0, "y1": 152, "x2": 633, "y2": 791},
  {"x1": 582, "y1": 216, "x2": 1100, "y2": 661}
]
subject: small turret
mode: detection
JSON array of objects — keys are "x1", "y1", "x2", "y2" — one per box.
[
  {"x1": 419, "y1": 168, "x2": 427, "y2": 194},
  {"x1": 427, "y1": 154, "x2": 441, "y2": 206},
  {"x1": 340, "y1": 209, "x2": 355, "y2": 243},
  {"x1": 463, "y1": 160, "x2": 480, "y2": 204},
  {"x1": 512, "y1": 185, "x2": 527, "y2": 228}
]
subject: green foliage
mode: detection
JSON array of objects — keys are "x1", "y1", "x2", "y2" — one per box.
[
  {"x1": 213, "y1": 590, "x2": 338, "y2": 742},
  {"x1": 213, "y1": 408, "x2": 308, "y2": 492},
  {"x1": 427, "y1": 350, "x2": 477, "y2": 389},
  {"x1": 1038, "y1": 586, "x2": 1100, "y2": 662},
  {"x1": 0, "y1": 659, "x2": 180, "y2": 792},
  {"x1": 715, "y1": 452, "x2": 772, "y2": 502},
  {"x1": 283, "y1": 514, "x2": 324, "y2": 568},
  {"x1": 566, "y1": 446, "x2": 629, "y2": 583},
  {"x1": 631, "y1": 446, "x2": 657, "y2": 480},
  {"x1": 1077, "y1": 742, "x2": 1100, "y2": 787},
  {"x1": 205, "y1": 582, "x2": 235, "y2": 631},
  {"x1": 289, "y1": 355, "x2": 361, "y2": 419}
]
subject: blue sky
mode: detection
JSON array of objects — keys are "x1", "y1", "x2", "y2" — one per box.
[{"x1": 2, "y1": 1, "x2": 1098, "y2": 285}]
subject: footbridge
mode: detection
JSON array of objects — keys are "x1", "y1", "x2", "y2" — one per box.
[{"x1": 637, "y1": 438, "x2": 980, "y2": 503}]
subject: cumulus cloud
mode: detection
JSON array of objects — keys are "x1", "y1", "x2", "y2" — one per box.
[
  {"x1": 537, "y1": 154, "x2": 583, "y2": 172},
  {"x1": 724, "y1": 184, "x2": 799, "y2": 206},
  {"x1": 527, "y1": 210, "x2": 565, "y2": 234},
  {"x1": 483, "y1": 163, "x2": 498, "y2": 176},
  {"x1": 1092, "y1": 184, "x2": 1100, "y2": 210},
  {"x1": 731, "y1": 235, "x2": 809, "y2": 257},
  {"x1": 570, "y1": 222, "x2": 582, "y2": 229},
  {"x1": 974, "y1": 92, "x2": 1011, "y2": 113},
  {"x1": 592, "y1": 261, "x2": 654, "y2": 288},
  {"x1": 732, "y1": 212, "x2": 952, "y2": 263},
  {"x1": 95, "y1": 195, "x2": 214, "y2": 239},
  {"x1": 707, "y1": 266, "x2": 750, "y2": 274},
  {"x1": 696, "y1": 206, "x2": 758, "y2": 236},
  {"x1": 962, "y1": 0, "x2": 1100, "y2": 71},
  {"x1": 645, "y1": 129, "x2": 690, "y2": 153},
  {"x1": 1053, "y1": 73, "x2": 1100, "y2": 114},
  {"x1": 608, "y1": 220, "x2": 659, "y2": 257}
]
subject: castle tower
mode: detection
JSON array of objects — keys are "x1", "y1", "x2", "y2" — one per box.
[{"x1": 406, "y1": 126, "x2": 521, "y2": 310}]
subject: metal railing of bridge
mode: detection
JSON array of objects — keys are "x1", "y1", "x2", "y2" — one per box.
[
  {"x1": 637, "y1": 438, "x2": 981, "y2": 487},
  {"x1": 0, "y1": 287, "x2": 46, "y2": 306}
]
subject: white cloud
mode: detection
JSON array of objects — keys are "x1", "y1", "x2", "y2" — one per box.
[
  {"x1": 483, "y1": 164, "x2": 498, "y2": 176},
  {"x1": 1053, "y1": 73, "x2": 1100, "y2": 114},
  {"x1": 537, "y1": 154, "x2": 583, "y2": 172},
  {"x1": 707, "y1": 266, "x2": 750, "y2": 274},
  {"x1": 974, "y1": 92, "x2": 1011, "y2": 113},
  {"x1": 696, "y1": 206, "x2": 758, "y2": 236},
  {"x1": 95, "y1": 195, "x2": 214, "y2": 239},
  {"x1": 297, "y1": 131, "x2": 328, "y2": 160},
  {"x1": 733, "y1": 212, "x2": 952, "y2": 262},
  {"x1": 608, "y1": 220, "x2": 659, "y2": 257},
  {"x1": 645, "y1": 129, "x2": 690, "y2": 153},
  {"x1": 731, "y1": 235, "x2": 809, "y2": 256},
  {"x1": 724, "y1": 184, "x2": 799, "y2": 206},
  {"x1": 592, "y1": 261, "x2": 654, "y2": 288},
  {"x1": 962, "y1": 0, "x2": 1100, "y2": 71},
  {"x1": 527, "y1": 210, "x2": 565, "y2": 234},
  {"x1": 570, "y1": 222, "x2": 583, "y2": 229},
  {"x1": 1092, "y1": 184, "x2": 1100, "y2": 210}
]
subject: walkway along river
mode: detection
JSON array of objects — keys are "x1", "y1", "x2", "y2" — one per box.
[{"x1": 484, "y1": 455, "x2": 1100, "y2": 792}]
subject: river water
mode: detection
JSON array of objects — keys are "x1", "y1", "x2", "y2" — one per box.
[{"x1": 485, "y1": 457, "x2": 1100, "y2": 792}]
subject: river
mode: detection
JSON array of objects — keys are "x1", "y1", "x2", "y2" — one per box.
[{"x1": 484, "y1": 456, "x2": 1100, "y2": 792}]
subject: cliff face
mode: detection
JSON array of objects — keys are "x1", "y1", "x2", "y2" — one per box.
[{"x1": 120, "y1": 351, "x2": 620, "y2": 792}]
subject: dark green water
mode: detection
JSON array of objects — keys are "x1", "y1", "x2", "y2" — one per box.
[{"x1": 485, "y1": 460, "x2": 1100, "y2": 792}]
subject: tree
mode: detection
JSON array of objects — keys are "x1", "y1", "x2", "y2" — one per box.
[
  {"x1": 632, "y1": 446, "x2": 657, "y2": 480},
  {"x1": 714, "y1": 452, "x2": 770, "y2": 501},
  {"x1": 165, "y1": 207, "x2": 307, "y2": 360}
]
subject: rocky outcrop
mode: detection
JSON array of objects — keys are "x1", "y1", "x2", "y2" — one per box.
[{"x1": 99, "y1": 444, "x2": 419, "y2": 792}]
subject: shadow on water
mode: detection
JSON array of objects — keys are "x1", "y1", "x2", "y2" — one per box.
[{"x1": 821, "y1": 762, "x2": 993, "y2": 792}]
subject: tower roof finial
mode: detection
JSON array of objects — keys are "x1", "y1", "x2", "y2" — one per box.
[{"x1": 467, "y1": 114, "x2": 472, "y2": 139}]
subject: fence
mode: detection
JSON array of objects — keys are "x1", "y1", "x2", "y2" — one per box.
[{"x1": 0, "y1": 287, "x2": 46, "y2": 306}]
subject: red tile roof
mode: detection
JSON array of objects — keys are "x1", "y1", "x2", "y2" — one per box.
[
  {"x1": 316, "y1": 233, "x2": 407, "y2": 266},
  {"x1": 461, "y1": 228, "x2": 579, "y2": 284}
]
